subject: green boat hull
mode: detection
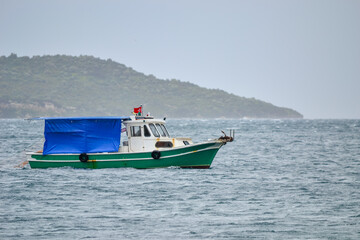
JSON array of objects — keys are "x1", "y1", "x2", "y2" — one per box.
[{"x1": 28, "y1": 141, "x2": 224, "y2": 169}]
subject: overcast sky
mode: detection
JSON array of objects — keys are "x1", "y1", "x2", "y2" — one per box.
[{"x1": 1, "y1": 0, "x2": 359, "y2": 118}]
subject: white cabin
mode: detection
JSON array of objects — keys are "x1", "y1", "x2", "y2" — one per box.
[{"x1": 120, "y1": 116, "x2": 193, "y2": 153}]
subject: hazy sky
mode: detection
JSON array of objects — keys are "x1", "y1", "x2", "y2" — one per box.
[{"x1": 1, "y1": 0, "x2": 359, "y2": 118}]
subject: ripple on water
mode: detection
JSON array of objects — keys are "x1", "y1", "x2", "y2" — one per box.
[{"x1": 0, "y1": 119, "x2": 359, "y2": 239}]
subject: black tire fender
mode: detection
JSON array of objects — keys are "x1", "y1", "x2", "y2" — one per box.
[
  {"x1": 79, "y1": 153, "x2": 89, "y2": 162},
  {"x1": 151, "y1": 150, "x2": 161, "y2": 159}
]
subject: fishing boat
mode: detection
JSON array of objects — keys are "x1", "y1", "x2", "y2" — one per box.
[{"x1": 26, "y1": 107, "x2": 234, "y2": 169}]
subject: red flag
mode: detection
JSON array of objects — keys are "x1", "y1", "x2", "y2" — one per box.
[{"x1": 133, "y1": 107, "x2": 142, "y2": 114}]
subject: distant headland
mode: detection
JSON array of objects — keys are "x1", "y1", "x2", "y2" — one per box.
[{"x1": 0, "y1": 54, "x2": 303, "y2": 119}]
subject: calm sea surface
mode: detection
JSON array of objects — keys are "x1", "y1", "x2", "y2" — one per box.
[{"x1": 0, "y1": 119, "x2": 359, "y2": 239}]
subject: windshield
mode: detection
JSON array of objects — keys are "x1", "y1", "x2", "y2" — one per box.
[
  {"x1": 156, "y1": 123, "x2": 167, "y2": 137},
  {"x1": 159, "y1": 124, "x2": 170, "y2": 137},
  {"x1": 149, "y1": 123, "x2": 160, "y2": 137}
]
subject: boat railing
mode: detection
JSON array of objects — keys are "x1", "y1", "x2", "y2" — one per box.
[{"x1": 218, "y1": 129, "x2": 235, "y2": 143}]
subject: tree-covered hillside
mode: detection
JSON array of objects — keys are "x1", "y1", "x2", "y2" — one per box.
[{"x1": 0, "y1": 54, "x2": 302, "y2": 118}]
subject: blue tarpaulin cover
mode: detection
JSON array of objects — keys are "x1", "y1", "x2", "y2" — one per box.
[{"x1": 35, "y1": 117, "x2": 130, "y2": 155}]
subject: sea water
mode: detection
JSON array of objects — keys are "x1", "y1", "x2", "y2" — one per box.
[{"x1": 0, "y1": 119, "x2": 359, "y2": 239}]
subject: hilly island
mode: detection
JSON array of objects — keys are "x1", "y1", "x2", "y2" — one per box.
[{"x1": 0, "y1": 54, "x2": 302, "y2": 119}]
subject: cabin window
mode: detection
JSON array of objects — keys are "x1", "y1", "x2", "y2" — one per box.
[
  {"x1": 155, "y1": 141, "x2": 173, "y2": 148},
  {"x1": 156, "y1": 123, "x2": 167, "y2": 137},
  {"x1": 144, "y1": 125, "x2": 151, "y2": 137},
  {"x1": 131, "y1": 126, "x2": 141, "y2": 137},
  {"x1": 149, "y1": 123, "x2": 160, "y2": 137},
  {"x1": 160, "y1": 124, "x2": 170, "y2": 137}
]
